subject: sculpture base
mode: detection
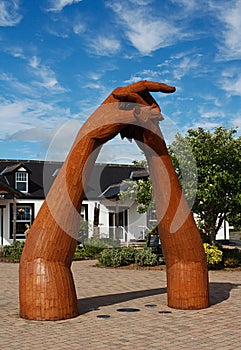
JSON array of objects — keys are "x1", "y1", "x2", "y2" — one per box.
[
  {"x1": 167, "y1": 261, "x2": 209, "y2": 310},
  {"x1": 19, "y1": 259, "x2": 78, "y2": 320}
]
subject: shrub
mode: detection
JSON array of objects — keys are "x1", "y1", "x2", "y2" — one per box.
[
  {"x1": 98, "y1": 248, "x2": 114, "y2": 267},
  {"x1": 120, "y1": 246, "x2": 137, "y2": 265},
  {"x1": 224, "y1": 257, "x2": 239, "y2": 268},
  {"x1": 74, "y1": 244, "x2": 88, "y2": 260},
  {"x1": 98, "y1": 237, "x2": 119, "y2": 247},
  {"x1": 222, "y1": 248, "x2": 241, "y2": 268},
  {"x1": 135, "y1": 246, "x2": 164, "y2": 266},
  {"x1": 98, "y1": 247, "x2": 136, "y2": 267},
  {"x1": 203, "y1": 243, "x2": 223, "y2": 269},
  {"x1": 3, "y1": 241, "x2": 25, "y2": 260},
  {"x1": 83, "y1": 238, "x2": 110, "y2": 258}
]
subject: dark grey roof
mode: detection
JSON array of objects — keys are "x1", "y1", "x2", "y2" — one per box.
[
  {"x1": 0, "y1": 175, "x2": 22, "y2": 197},
  {"x1": 100, "y1": 182, "x2": 131, "y2": 199},
  {"x1": 0, "y1": 160, "x2": 145, "y2": 200},
  {"x1": 1, "y1": 162, "x2": 31, "y2": 175},
  {"x1": 131, "y1": 169, "x2": 149, "y2": 180}
]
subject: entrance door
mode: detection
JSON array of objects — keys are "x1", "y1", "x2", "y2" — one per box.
[{"x1": 108, "y1": 207, "x2": 128, "y2": 242}]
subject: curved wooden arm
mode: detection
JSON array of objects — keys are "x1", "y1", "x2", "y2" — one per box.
[
  {"x1": 136, "y1": 123, "x2": 209, "y2": 309},
  {"x1": 19, "y1": 106, "x2": 135, "y2": 320}
]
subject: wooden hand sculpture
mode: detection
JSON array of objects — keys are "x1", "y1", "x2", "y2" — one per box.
[{"x1": 19, "y1": 81, "x2": 209, "y2": 321}]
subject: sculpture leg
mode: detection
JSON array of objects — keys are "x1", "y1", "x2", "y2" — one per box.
[
  {"x1": 141, "y1": 128, "x2": 209, "y2": 309},
  {"x1": 19, "y1": 247, "x2": 78, "y2": 320},
  {"x1": 19, "y1": 135, "x2": 103, "y2": 320}
]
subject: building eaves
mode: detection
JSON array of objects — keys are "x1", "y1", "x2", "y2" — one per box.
[{"x1": 0, "y1": 176, "x2": 22, "y2": 197}]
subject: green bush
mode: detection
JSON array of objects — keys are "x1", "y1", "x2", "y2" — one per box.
[
  {"x1": 98, "y1": 247, "x2": 136, "y2": 267},
  {"x1": 83, "y1": 238, "x2": 110, "y2": 258},
  {"x1": 224, "y1": 257, "x2": 239, "y2": 268},
  {"x1": 135, "y1": 246, "x2": 163, "y2": 266},
  {"x1": 3, "y1": 241, "x2": 25, "y2": 260},
  {"x1": 222, "y1": 248, "x2": 241, "y2": 268},
  {"x1": 98, "y1": 246, "x2": 166, "y2": 268},
  {"x1": 120, "y1": 246, "x2": 137, "y2": 265},
  {"x1": 203, "y1": 243, "x2": 223, "y2": 269},
  {"x1": 74, "y1": 244, "x2": 88, "y2": 260}
]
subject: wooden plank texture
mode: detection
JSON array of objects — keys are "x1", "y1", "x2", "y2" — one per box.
[{"x1": 19, "y1": 81, "x2": 209, "y2": 320}]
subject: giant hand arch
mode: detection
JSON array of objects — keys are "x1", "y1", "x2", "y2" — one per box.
[{"x1": 19, "y1": 81, "x2": 209, "y2": 320}]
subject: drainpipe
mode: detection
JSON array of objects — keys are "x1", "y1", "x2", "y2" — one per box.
[
  {"x1": 0, "y1": 205, "x2": 5, "y2": 246},
  {"x1": 12, "y1": 196, "x2": 17, "y2": 242},
  {"x1": 115, "y1": 198, "x2": 119, "y2": 242}
]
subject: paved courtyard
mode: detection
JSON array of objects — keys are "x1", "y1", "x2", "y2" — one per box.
[{"x1": 0, "y1": 260, "x2": 241, "y2": 350}]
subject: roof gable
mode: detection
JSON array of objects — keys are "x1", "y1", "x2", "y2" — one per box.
[
  {"x1": 0, "y1": 175, "x2": 22, "y2": 197},
  {"x1": 0, "y1": 160, "x2": 145, "y2": 200},
  {"x1": 1, "y1": 163, "x2": 31, "y2": 175}
]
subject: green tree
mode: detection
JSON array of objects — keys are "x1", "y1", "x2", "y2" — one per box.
[
  {"x1": 120, "y1": 127, "x2": 241, "y2": 243},
  {"x1": 119, "y1": 177, "x2": 153, "y2": 214},
  {"x1": 173, "y1": 127, "x2": 241, "y2": 243}
]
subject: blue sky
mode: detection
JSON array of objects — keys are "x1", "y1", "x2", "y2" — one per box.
[{"x1": 1, "y1": 0, "x2": 241, "y2": 163}]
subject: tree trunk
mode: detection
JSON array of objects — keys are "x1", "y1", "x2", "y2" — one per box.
[{"x1": 209, "y1": 225, "x2": 217, "y2": 245}]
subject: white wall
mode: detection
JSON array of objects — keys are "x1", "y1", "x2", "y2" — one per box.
[
  {"x1": 216, "y1": 220, "x2": 229, "y2": 241},
  {"x1": 128, "y1": 204, "x2": 147, "y2": 240},
  {"x1": 1, "y1": 199, "x2": 146, "y2": 245},
  {"x1": 2, "y1": 198, "x2": 45, "y2": 245},
  {"x1": 1, "y1": 199, "x2": 11, "y2": 245}
]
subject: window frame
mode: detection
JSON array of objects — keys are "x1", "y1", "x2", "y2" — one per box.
[
  {"x1": 15, "y1": 170, "x2": 28, "y2": 193},
  {"x1": 10, "y1": 203, "x2": 34, "y2": 239}
]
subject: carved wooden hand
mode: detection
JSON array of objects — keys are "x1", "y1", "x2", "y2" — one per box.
[{"x1": 19, "y1": 81, "x2": 208, "y2": 321}]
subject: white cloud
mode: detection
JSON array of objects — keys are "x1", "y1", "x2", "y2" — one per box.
[
  {"x1": 87, "y1": 35, "x2": 121, "y2": 56},
  {"x1": 215, "y1": 0, "x2": 241, "y2": 60},
  {"x1": 1, "y1": 51, "x2": 67, "y2": 96},
  {"x1": 0, "y1": 98, "x2": 73, "y2": 140},
  {"x1": 9, "y1": 127, "x2": 51, "y2": 142},
  {"x1": 106, "y1": 1, "x2": 186, "y2": 55},
  {"x1": 129, "y1": 0, "x2": 154, "y2": 5},
  {"x1": 5, "y1": 46, "x2": 25, "y2": 59},
  {"x1": 170, "y1": 0, "x2": 199, "y2": 12},
  {"x1": 189, "y1": 120, "x2": 221, "y2": 130},
  {"x1": 198, "y1": 106, "x2": 225, "y2": 120},
  {"x1": 29, "y1": 56, "x2": 40, "y2": 69},
  {"x1": 0, "y1": 0, "x2": 22, "y2": 26},
  {"x1": 124, "y1": 68, "x2": 168, "y2": 85},
  {"x1": 0, "y1": 72, "x2": 37, "y2": 97},
  {"x1": 47, "y1": 0, "x2": 83, "y2": 12},
  {"x1": 28, "y1": 56, "x2": 67, "y2": 93},
  {"x1": 172, "y1": 55, "x2": 202, "y2": 80},
  {"x1": 220, "y1": 68, "x2": 241, "y2": 97},
  {"x1": 96, "y1": 136, "x2": 143, "y2": 164},
  {"x1": 73, "y1": 22, "x2": 86, "y2": 35},
  {"x1": 124, "y1": 76, "x2": 143, "y2": 84},
  {"x1": 43, "y1": 120, "x2": 86, "y2": 161},
  {"x1": 230, "y1": 116, "x2": 241, "y2": 132}
]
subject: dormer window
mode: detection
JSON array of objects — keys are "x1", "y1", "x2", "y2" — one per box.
[{"x1": 15, "y1": 168, "x2": 28, "y2": 193}]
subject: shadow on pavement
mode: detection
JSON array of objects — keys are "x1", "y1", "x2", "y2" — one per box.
[
  {"x1": 209, "y1": 282, "x2": 241, "y2": 306},
  {"x1": 78, "y1": 282, "x2": 241, "y2": 314},
  {"x1": 78, "y1": 287, "x2": 166, "y2": 315}
]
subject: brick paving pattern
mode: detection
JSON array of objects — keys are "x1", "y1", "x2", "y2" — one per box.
[{"x1": 0, "y1": 260, "x2": 241, "y2": 349}]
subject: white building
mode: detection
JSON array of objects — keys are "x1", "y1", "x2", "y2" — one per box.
[
  {"x1": 0, "y1": 160, "x2": 149, "y2": 246},
  {"x1": 0, "y1": 159, "x2": 229, "y2": 246}
]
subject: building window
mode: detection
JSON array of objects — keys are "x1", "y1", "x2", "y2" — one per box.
[
  {"x1": 10, "y1": 204, "x2": 34, "y2": 239},
  {"x1": 15, "y1": 171, "x2": 28, "y2": 192}
]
